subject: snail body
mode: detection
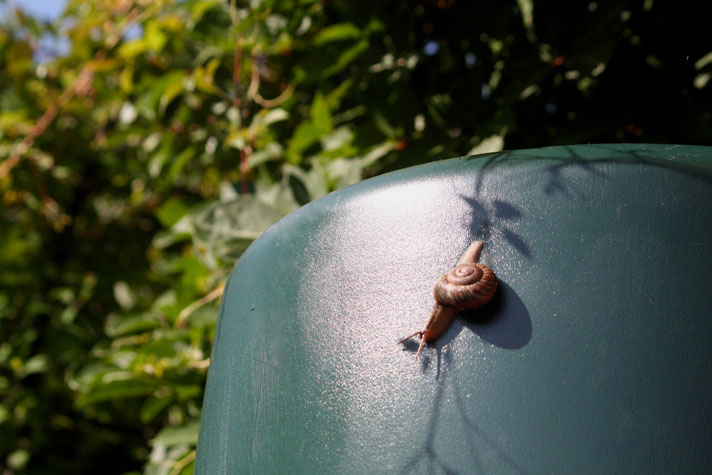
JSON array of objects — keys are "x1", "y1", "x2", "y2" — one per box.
[{"x1": 398, "y1": 241, "x2": 498, "y2": 358}]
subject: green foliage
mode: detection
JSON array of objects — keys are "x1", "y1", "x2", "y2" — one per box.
[{"x1": 0, "y1": 0, "x2": 710, "y2": 473}]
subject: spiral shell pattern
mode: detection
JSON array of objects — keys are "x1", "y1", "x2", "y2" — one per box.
[{"x1": 433, "y1": 263, "x2": 498, "y2": 310}]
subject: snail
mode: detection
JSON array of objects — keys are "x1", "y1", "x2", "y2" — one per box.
[{"x1": 398, "y1": 241, "x2": 498, "y2": 358}]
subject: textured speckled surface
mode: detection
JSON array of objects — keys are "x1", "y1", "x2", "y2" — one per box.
[{"x1": 196, "y1": 144, "x2": 712, "y2": 474}]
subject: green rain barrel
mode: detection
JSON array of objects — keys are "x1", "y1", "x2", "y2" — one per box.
[{"x1": 195, "y1": 144, "x2": 712, "y2": 473}]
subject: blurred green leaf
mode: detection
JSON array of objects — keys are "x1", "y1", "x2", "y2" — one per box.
[
  {"x1": 156, "y1": 198, "x2": 190, "y2": 228},
  {"x1": 321, "y1": 39, "x2": 369, "y2": 78},
  {"x1": 313, "y1": 22, "x2": 360, "y2": 46},
  {"x1": 114, "y1": 281, "x2": 136, "y2": 311},
  {"x1": 192, "y1": 197, "x2": 283, "y2": 267},
  {"x1": 287, "y1": 92, "x2": 332, "y2": 163},
  {"x1": 151, "y1": 422, "x2": 201, "y2": 446},
  {"x1": 118, "y1": 39, "x2": 149, "y2": 60},
  {"x1": 249, "y1": 108, "x2": 289, "y2": 138},
  {"x1": 248, "y1": 142, "x2": 283, "y2": 167},
  {"x1": 166, "y1": 146, "x2": 197, "y2": 182},
  {"x1": 140, "y1": 396, "x2": 173, "y2": 424},
  {"x1": 106, "y1": 313, "x2": 162, "y2": 338},
  {"x1": 517, "y1": 0, "x2": 534, "y2": 30},
  {"x1": 159, "y1": 72, "x2": 186, "y2": 114},
  {"x1": 191, "y1": 0, "x2": 222, "y2": 23},
  {"x1": 21, "y1": 354, "x2": 49, "y2": 376},
  {"x1": 8, "y1": 449, "x2": 30, "y2": 471},
  {"x1": 78, "y1": 379, "x2": 161, "y2": 406}
]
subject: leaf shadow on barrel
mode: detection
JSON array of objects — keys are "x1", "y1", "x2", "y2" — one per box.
[{"x1": 400, "y1": 145, "x2": 712, "y2": 473}]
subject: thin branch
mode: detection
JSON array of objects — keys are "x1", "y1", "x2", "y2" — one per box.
[
  {"x1": 247, "y1": 53, "x2": 294, "y2": 108},
  {"x1": 1, "y1": 95, "x2": 60, "y2": 181},
  {"x1": 229, "y1": 12, "x2": 250, "y2": 193},
  {"x1": 229, "y1": 0, "x2": 239, "y2": 24},
  {"x1": 168, "y1": 449, "x2": 196, "y2": 475},
  {"x1": 186, "y1": 359, "x2": 211, "y2": 370},
  {"x1": 239, "y1": 147, "x2": 251, "y2": 194},
  {"x1": 246, "y1": 54, "x2": 260, "y2": 100},
  {"x1": 232, "y1": 37, "x2": 243, "y2": 109},
  {"x1": 175, "y1": 285, "x2": 225, "y2": 328},
  {"x1": 0, "y1": 2, "x2": 145, "y2": 182},
  {"x1": 0, "y1": 53, "x2": 100, "y2": 178},
  {"x1": 253, "y1": 82, "x2": 295, "y2": 108}
]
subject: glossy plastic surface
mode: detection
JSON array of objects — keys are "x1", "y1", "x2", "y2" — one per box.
[{"x1": 196, "y1": 144, "x2": 712, "y2": 473}]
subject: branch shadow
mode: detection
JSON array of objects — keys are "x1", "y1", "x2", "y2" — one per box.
[
  {"x1": 467, "y1": 145, "x2": 712, "y2": 199},
  {"x1": 542, "y1": 145, "x2": 608, "y2": 198},
  {"x1": 399, "y1": 349, "x2": 529, "y2": 475},
  {"x1": 399, "y1": 144, "x2": 712, "y2": 474},
  {"x1": 448, "y1": 362, "x2": 530, "y2": 475},
  {"x1": 460, "y1": 144, "x2": 712, "y2": 265}
]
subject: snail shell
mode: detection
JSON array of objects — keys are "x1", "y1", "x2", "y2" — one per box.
[{"x1": 433, "y1": 262, "x2": 498, "y2": 310}]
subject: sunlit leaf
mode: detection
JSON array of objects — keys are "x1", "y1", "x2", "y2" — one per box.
[
  {"x1": 105, "y1": 313, "x2": 161, "y2": 338},
  {"x1": 21, "y1": 354, "x2": 48, "y2": 376},
  {"x1": 156, "y1": 198, "x2": 190, "y2": 228},
  {"x1": 516, "y1": 0, "x2": 534, "y2": 30},
  {"x1": 191, "y1": 0, "x2": 222, "y2": 23},
  {"x1": 248, "y1": 142, "x2": 283, "y2": 167},
  {"x1": 248, "y1": 108, "x2": 289, "y2": 138},
  {"x1": 159, "y1": 72, "x2": 186, "y2": 114},
  {"x1": 78, "y1": 379, "x2": 161, "y2": 406},
  {"x1": 313, "y1": 22, "x2": 360, "y2": 46},
  {"x1": 192, "y1": 197, "x2": 283, "y2": 267},
  {"x1": 694, "y1": 52, "x2": 712, "y2": 70},
  {"x1": 113, "y1": 281, "x2": 135, "y2": 311},
  {"x1": 286, "y1": 92, "x2": 332, "y2": 163},
  {"x1": 144, "y1": 21, "x2": 168, "y2": 52},
  {"x1": 118, "y1": 39, "x2": 148, "y2": 60},
  {"x1": 468, "y1": 134, "x2": 505, "y2": 156},
  {"x1": 150, "y1": 422, "x2": 201, "y2": 446}
]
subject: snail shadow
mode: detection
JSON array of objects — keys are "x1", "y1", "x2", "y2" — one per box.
[
  {"x1": 399, "y1": 281, "x2": 530, "y2": 379},
  {"x1": 430, "y1": 280, "x2": 531, "y2": 353},
  {"x1": 462, "y1": 280, "x2": 531, "y2": 350}
]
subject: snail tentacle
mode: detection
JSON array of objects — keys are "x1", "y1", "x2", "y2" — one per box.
[{"x1": 397, "y1": 331, "x2": 424, "y2": 345}]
